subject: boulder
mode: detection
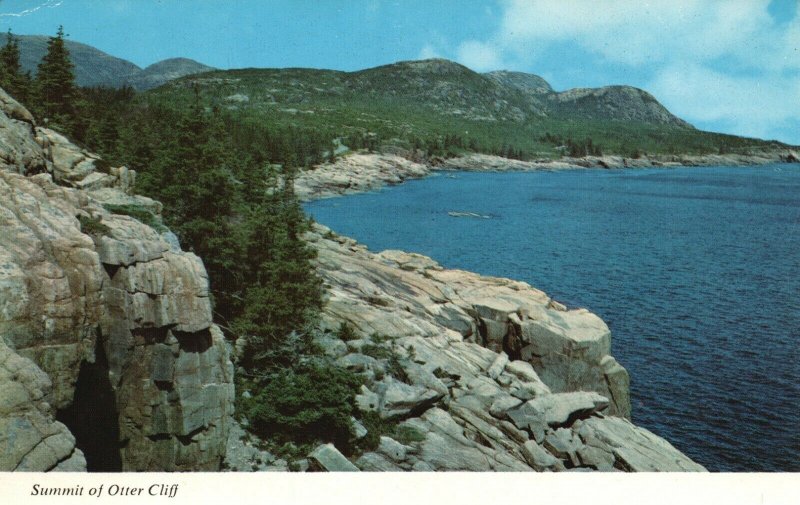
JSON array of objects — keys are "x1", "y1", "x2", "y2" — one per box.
[
  {"x1": 522, "y1": 391, "x2": 609, "y2": 427},
  {"x1": 378, "y1": 436, "x2": 412, "y2": 462},
  {"x1": 521, "y1": 441, "x2": 564, "y2": 471},
  {"x1": 489, "y1": 396, "x2": 523, "y2": 418},
  {"x1": 544, "y1": 428, "x2": 584, "y2": 467},
  {"x1": 576, "y1": 417, "x2": 707, "y2": 472},
  {"x1": 486, "y1": 352, "x2": 508, "y2": 379},
  {"x1": 577, "y1": 445, "x2": 616, "y2": 471},
  {"x1": 378, "y1": 378, "x2": 443, "y2": 419},
  {"x1": 356, "y1": 452, "x2": 403, "y2": 471},
  {"x1": 309, "y1": 444, "x2": 359, "y2": 472}
]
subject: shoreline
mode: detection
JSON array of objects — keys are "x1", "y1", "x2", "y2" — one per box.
[
  {"x1": 295, "y1": 149, "x2": 799, "y2": 201},
  {"x1": 295, "y1": 147, "x2": 799, "y2": 471}
]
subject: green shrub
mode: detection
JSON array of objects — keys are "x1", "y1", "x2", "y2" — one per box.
[
  {"x1": 334, "y1": 322, "x2": 359, "y2": 341},
  {"x1": 360, "y1": 344, "x2": 393, "y2": 360},
  {"x1": 102, "y1": 203, "x2": 168, "y2": 233},
  {"x1": 93, "y1": 158, "x2": 112, "y2": 173},
  {"x1": 386, "y1": 355, "x2": 410, "y2": 384},
  {"x1": 369, "y1": 333, "x2": 391, "y2": 344},
  {"x1": 432, "y1": 367, "x2": 451, "y2": 379},
  {"x1": 356, "y1": 411, "x2": 394, "y2": 452},
  {"x1": 238, "y1": 362, "x2": 363, "y2": 454},
  {"x1": 77, "y1": 214, "x2": 111, "y2": 236}
]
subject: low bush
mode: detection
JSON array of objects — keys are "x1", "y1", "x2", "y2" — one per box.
[
  {"x1": 77, "y1": 214, "x2": 111, "y2": 236},
  {"x1": 102, "y1": 203, "x2": 168, "y2": 233},
  {"x1": 238, "y1": 361, "x2": 363, "y2": 454}
]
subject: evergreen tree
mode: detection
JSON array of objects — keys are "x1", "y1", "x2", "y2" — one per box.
[
  {"x1": 35, "y1": 26, "x2": 77, "y2": 132},
  {"x1": 235, "y1": 161, "x2": 322, "y2": 370},
  {"x1": 0, "y1": 30, "x2": 31, "y2": 103}
]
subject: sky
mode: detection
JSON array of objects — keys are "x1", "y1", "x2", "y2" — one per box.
[{"x1": 0, "y1": 0, "x2": 797, "y2": 144}]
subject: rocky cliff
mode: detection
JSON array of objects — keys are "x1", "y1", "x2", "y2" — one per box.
[
  {"x1": 0, "y1": 88, "x2": 234, "y2": 471},
  {"x1": 300, "y1": 225, "x2": 705, "y2": 471}
]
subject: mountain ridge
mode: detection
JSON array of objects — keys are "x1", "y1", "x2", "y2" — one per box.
[
  {"x1": 3, "y1": 33, "x2": 692, "y2": 129},
  {"x1": 2, "y1": 33, "x2": 214, "y2": 90},
  {"x1": 148, "y1": 56, "x2": 777, "y2": 160},
  {"x1": 161, "y1": 57, "x2": 691, "y2": 129},
  {"x1": 6, "y1": 36, "x2": 793, "y2": 156}
]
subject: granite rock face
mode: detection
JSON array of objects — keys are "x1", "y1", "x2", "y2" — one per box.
[
  {"x1": 310, "y1": 225, "x2": 630, "y2": 418},
  {"x1": 0, "y1": 87, "x2": 233, "y2": 471},
  {"x1": 0, "y1": 340, "x2": 86, "y2": 471},
  {"x1": 307, "y1": 225, "x2": 705, "y2": 472}
]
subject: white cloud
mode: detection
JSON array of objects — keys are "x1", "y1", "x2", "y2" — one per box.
[
  {"x1": 650, "y1": 64, "x2": 800, "y2": 141},
  {"x1": 456, "y1": 40, "x2": 504, "y2": 71},
  {"x1": 417, "y1": 0, "x2": 799, "y2": 142},
  {"x1": 496, "y1": 0, "x2": 780, "y2": 68}
]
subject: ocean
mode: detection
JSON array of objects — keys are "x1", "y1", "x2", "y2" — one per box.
[{"x1": 304, "y1": 164, "x2": 800, "y2": 471}]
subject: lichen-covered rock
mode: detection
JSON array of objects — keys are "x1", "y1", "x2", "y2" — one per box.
[
  {"x1": 521, "y1": 440, "x2": 563, "y2": 471},
  {"x1": 375, "y1": 377, "x2": 444, "y2": 419}
]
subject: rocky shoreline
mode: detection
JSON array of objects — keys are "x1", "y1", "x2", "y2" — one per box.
[
  {"x1": 294, "y1": 149, "x2": 799, "y2": 201},
  {"x1": 297, "y1": 225, "x2": 706, "y2": 471}
]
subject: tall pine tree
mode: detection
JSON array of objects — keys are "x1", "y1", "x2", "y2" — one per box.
[
  {"x1": 35, "y1": 26, "x2": 77, "y2": 133},
  {"x1": 0, "y1": 30, "x2": 31, "y2": 103}
]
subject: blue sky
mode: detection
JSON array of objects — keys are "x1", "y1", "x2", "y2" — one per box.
[{"x1": 1, "y1": 0, "x2": 798, "y2": 144}]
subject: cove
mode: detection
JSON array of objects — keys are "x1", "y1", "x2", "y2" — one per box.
[{"x1": 305, "y1": 164, "x2": 800, "y2": 472}]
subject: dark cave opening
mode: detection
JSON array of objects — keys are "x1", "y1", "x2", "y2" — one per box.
[{"x1": 56, "y1": 338, "x2": 123, "y2": 472}]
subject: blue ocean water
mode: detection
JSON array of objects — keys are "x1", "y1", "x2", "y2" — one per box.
[{"x1": 305, "y1": 164, "x2": 800, "y2": 472}]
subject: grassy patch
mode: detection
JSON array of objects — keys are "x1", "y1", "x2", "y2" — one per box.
[
  {"x1": 334, "y1": 322, "x2": 359, "y2": 341},
  {"x1": 360, "y1": 344, "x2": 394, "y2": 360}
]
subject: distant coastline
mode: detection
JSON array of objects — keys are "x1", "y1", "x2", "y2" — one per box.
[{"x1": 295, "y1": 149, "x2": 799, "y2": 201}]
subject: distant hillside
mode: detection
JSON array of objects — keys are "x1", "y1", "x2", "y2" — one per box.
[
  {"x1": 549, "y1": 86, "x2": 693, "y2": 128},
  {"x1": 146, "y1": 58, "x2": 785, "y2": 158},
  {"x1": 4, "y1": 34, "x2": 213, "y2": 90},
  {"x1": 5, "y1": 34, "x2": 141, "y2": 87},
  {"x1": 124, "y1": 58, "x2": 216, "y2": 90}
]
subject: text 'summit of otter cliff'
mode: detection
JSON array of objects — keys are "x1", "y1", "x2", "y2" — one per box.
[{"x1": 30, "y1": 483, "x2": 179, "y2": 498}]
